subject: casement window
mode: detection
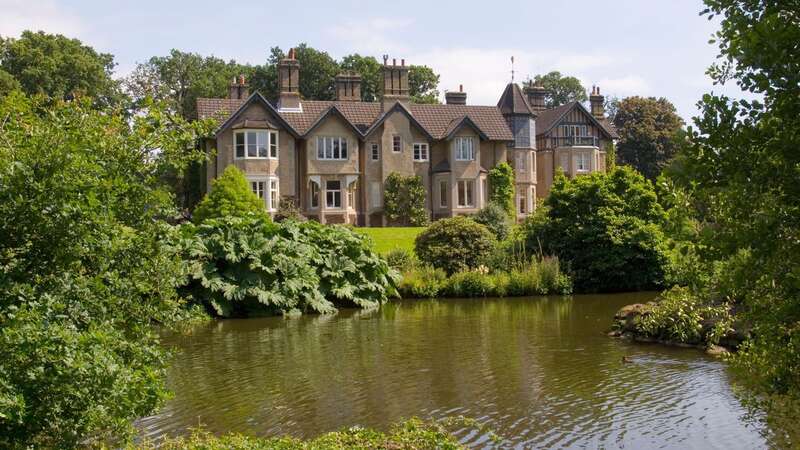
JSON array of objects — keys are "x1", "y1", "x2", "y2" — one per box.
[
  {"x1": 516, "y1": 152, "x2": 527, "y2": 174},
  {"x1": 413, "y1": 143, "x2": 429, "y2": 161},
  {"x1": 559, "y1": 153, "x2": 569, "y2": 171},
  {"x1": 455, "y1": 137, "x2": 475, "y2": 161},
  {"x1": 309, "y1": 181, "x2": 320, "y2": 209},
  {"x1": 370, "y1": 181, "x2": 382, "y2": 208},
  {"x1": 518, "y1": 187, "x2": 528, "y2": 214},
  {"x1": 371, "y1": 143, "x2": 380, "y2": 161},
  {"x1": 347, "y1": 180, "x2": 357, "y2": 209},
  {"x1": 562, "y1": 124, "x2": 588, "y2": 136},
  {"x1": 235, "y1": 130, "x2": 277, "y2": 159},
  {"x1": 392, "y1": 135, "x2": 402, "y2": 152},
  {"x1": 249, "y1": 177, "x2": 279, "y2": 211},
  {"x1": 577, "y1": 153, "x2": 590, "y2": 172},
  {"x1": 326, "y1": 180, "x2": 342, "y2": 208},
  {"x1": 456, "y1": 179, "x2": 475, "y2": 208},
  {"x1": 316, "y1": 136, "x2": 349, "y2": 160},
  {"x1": 439, "y1": 180, "x2": 448, "y2": 208}
]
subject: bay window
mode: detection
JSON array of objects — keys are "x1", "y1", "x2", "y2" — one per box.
[
  {"x1": 310, "y1": 181, "x2": 320, "y2": 209},
  {"x1": 439, "y1": 180, "x2": 448, "y2": 208},
  {"x1": 457, "y1": 179, "x2": 475, "y2": 208},
  {"x1": 248, "y1": 176, "x2": 279, "y2": 211},
  {"x1": 326, "y1": 180, "x2": 342, "y2": 208},
  {"x1": 316, "y1": 136, "x2": 349, "y2": 160},
  {"x1": 347, "y1": 180, "x2": 357, "y2": 209},
  {"x1": 235, "y1": 130, "x2": 278, "y2": 159},
  {"x1": 576, "y1": 153, "x2": 590, "y2": 172}
]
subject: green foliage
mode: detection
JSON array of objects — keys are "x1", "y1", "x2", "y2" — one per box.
[
  {"x1": 613, "y1": 96, "x2": 684, "y2": 180},
  {"x1": 0, "y1": 69, "x2": 20, "y2": 97},
  {"x1": 383, "y1": 172, "x2": 429, "y2": 226},
  {"x1": 636, "y1": 287, "x2": 719, "y2": 344},
  {"x1": 136, "y1": 417, "x2": 479, "y2": 449},
  {"x1": 397, "y1": 257, "x2": 572, "y2": 299},
  {"x1": 124, "y1": 49, "x2": 252, "y2": 119},
  {"x1": 192, "y1": 165, "x2": 267, "y2": 224},
  {"x1": 473, "y1": 202, "x2": 511, "y2": 241},
  {"x1": 532, "y1": 71, "x2": 587, "y2": 107},
  {"x1": 409, "y1": 65, "x2": 441, "y2": 104},
  {"x1": 604, "y1": 141, "x2": 617, "y2": 170},
  {"x1": 339, "y1": 54, "x2": 382, "y2": 101},
  {"x1": 0, "y1": 31, "x2": 120, "y2": 106},
  {"x1": 415, "y1": 217, "x2": 497, "y2": 275},
  {"x1": 274, "y1": 196, "x2": 307, "y2": 223},
  {"x1": 385, "y1": 248, "x2": 415, "y2": 272},
  {"x1": 487, "y1": 162, "x2": 515, "y2": 217},
  {"x1": 180, "y1": 217, "x2": 399, "y2": 317},
  {"x1": 0, "y1": 93, "x2": 212, "y2": 448},
  {"x1": 524, "y1": 166, "x2": 670, "y2": 292}
]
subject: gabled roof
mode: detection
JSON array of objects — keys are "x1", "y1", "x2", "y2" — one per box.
[
  {"x1": 535, "y1": 101, "x2": 619, "y2": 139},
  {"x1": 408, "y1": 104, "x2": 513, "y2": 141},
  {"x1": 303, "y1": 104, "x2": 368, "y2": 137},
  {"x1": 443, "y1": 115, "x2": 489, "y2": 140},
  {"x1": 364, "y1": 101, "x2": 435, "y2": 140},
  {"x1": 211, "y1": 92, "x2": 300, "y2": 138},
  {"x1": 497, "y1": 83, "x2": 535, "y2": 116}
]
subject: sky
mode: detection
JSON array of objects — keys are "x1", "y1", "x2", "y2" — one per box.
[{"x1": 0, "y1": 0, "x2": 748, "y2": 122}]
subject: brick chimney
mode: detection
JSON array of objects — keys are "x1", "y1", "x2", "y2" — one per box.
[
  {"x1": 228, "y1": 75, "x2": 249, "y2": 100},
  {"x1": 445, "y1": 84, "x2": 467, "y2": 105},
  {"x1": 524, "y1": 81, "x2": 547, "y2": 112},
  {"x1": 590, "y1": 85, "x2": 605, "y2": 119},
  {"x1": 335, "y1": 72, "x2": 362, "y2": 101},
  {"x1": 381, "y1": 55, "x2": 409, "y2": 111},
  {"x1": 277, "y1": 48, "x2": 301, "y2": 110}
]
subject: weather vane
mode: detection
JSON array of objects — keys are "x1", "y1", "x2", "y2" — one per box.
[{"x1": 511, "y1": 56, "x2": 515, "y2": 82}]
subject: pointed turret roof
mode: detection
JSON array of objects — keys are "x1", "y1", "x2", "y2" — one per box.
[{"x1": 497, "y1": 83, "x2": 535, "y2": 116}]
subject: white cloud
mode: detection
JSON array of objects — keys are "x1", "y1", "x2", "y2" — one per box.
[{"x1": 0, "y1": 0, "x2": 83, "y2": 38}]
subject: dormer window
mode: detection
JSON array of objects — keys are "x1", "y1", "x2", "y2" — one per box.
[
  {"x1": 455, "y1": 137, "x2": 475, "y2": 161},
  {"x1": 234, "y1": 130, "x2": 278, "y2": 159},
  {"x1": 316, "y1": 136, "x2": 348, "y2": 160}
]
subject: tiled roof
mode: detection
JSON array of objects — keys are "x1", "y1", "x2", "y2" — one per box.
[
  {"x1": 535, "y1": 101, "x2": 619, "y2": 139},
  {"x1": 196, "y1": 93, "x2": 616, "y2": 142},
  {"x1": 497, "y1": 83, "x2": 535, "y2": 116}
]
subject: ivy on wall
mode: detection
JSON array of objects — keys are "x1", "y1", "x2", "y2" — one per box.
[{"x1": 488, "y1": 162, "x2": 515, "y2": 217}]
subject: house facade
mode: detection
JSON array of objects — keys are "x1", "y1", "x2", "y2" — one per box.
[{"x1": 197, "y1": 50, "x2": 617, "y2": 225}]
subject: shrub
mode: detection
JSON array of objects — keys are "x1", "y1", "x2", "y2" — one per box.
[
  {"x1": 473, "y1": 202, "x2": 511, "y2": 241},
  {"x1": 488, "y1": 162, "x2": 515, "y2": 217},
  {"x1": 523, "y1": 166, "x2": 670, "y2": 292},
  {"x1": 635, "y1": 286, "x2": 706, "y2": 344},
  {"x1": 385, "y1": 248, "x2": 415, "y2": 271},
  {"x1": 384, "y1": 172, "x2": 429, "y2": 226},
  {"x1": 180, "y1": 217, "x2": 399, "y2": 317},
  {"x1": 274, "y1": 196, "x2": 306, "y2": 222},
  {"x1": 415, "y1": 217, "x2": 497, "y2": 275},
  {"x1": 397, "y1": 266, "x2": 447, "y2": 298},
  {"x1": 446, "y1": 270, "x2": 495, "y2": 297},
  {"x1": 192, "y1": 165, "x2": 268, "y2": 224}
]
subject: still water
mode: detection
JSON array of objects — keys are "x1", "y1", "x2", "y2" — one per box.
[{"x1": 138, "y1": 293, "x2": 767, "y2": 448}]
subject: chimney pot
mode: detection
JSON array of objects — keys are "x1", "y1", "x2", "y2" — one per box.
[
  {"x1": 401, "y1": 58, "x2": 405, "y2": 66},
  {"x1": 393, "y1": 58, "x2": 396, "y2": 66},
  {"x1": 459, "y1": 84, "x2": 463, "y2": 92},
  {"x1": 239, "y1": 75, "x2": 245, "y2": 85}
]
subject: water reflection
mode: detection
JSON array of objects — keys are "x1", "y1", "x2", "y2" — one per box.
[{"x1": 139, "y1": 293, "x2": 766, "y2": 449}]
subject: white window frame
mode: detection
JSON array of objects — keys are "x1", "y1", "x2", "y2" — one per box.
[
  {"x1": 326, "y1": 180, "x2": 342, "y2": 209},
  {"x1": 235, "y1": 130, "x2": 277, "y2": 160},
  {"x1": 371, "y1": 143, "x2": 380, "y2": 161},
  {"x1": 516, "y1": 151, "x2": 527, "y2": 174},
  {"x1": 456, "y1": 179, "x2": 475, "y2": 208},
  {"x1": 347, "y1": 180, "x2": 357, "y2": 210},
  {"x1": 392, "y1": 135, "x2": 402, "y2": 153},
  {"x1": 316, "y1": 136, "x2": 349, "y2": 160},
  {"x1": 454, "y1": 137, "x2": 475, "y2": 161},
  {"x1": 413, "y1": 143, "x2": 429, "y2": 162},
  {"x1": 248, "y1": 176, "x2": 279, "y2": 211},
  {"x1": 269, "y1": 131, "x2": 279, "y2": 158},
  {"x1": 576, "y1": 153, "x2": 590, "y2": 173},
  {"x1": 309, "y1": 180, "x2": 320, "y2": 209},
  {"x1": 439, "y1": 180, "x2": 448, "y2": 208}
]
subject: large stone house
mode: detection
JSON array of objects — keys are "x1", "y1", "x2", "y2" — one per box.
[{"x1": 197, "y1": 50, "x2": 617, "y2": 225}]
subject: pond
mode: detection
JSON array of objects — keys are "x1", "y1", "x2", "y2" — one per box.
[{"x1": 138, "y1": 293, "x2": 767, "y2": 448}]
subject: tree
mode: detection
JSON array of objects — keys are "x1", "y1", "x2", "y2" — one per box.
[
  {"x1": 532, "y1": 71, "x2": 587, "y2": 107},
  {"x1": 339, "y1": 54, "x2": 382, "y2": 101},
  {"x1": 524, "y1": 166, "x2": 670, "y2": 292},
  {"x1": 487, "y1": 162, "x2": 515, "y2": 217},
  {"x1": 383, "y1": 172, "x2": 429, "y2": 226},
  {"x1": 473, "y1": 202, "x2": 511, "y2": 241},
  {"x1": 192, "y1": 165, "x2": 267, "y2": 224},
  {"x1": 669, "y1": 0, "x2": 800, "y2": 407},
  {"x1": 613, "y1": 96, "x2": 684, "y2": 180},
  {"x1": 0, "y1": 93, "x2": 212, "y2": 447},
  {"x1": 0, "y1": 31, "x2": 119, "y2": 106},
  {"x1": 409, "y1": 65, "x2": 440, "y2": 104},
  {"x1": 0, "y1": 69, "x2": 20, "y2": 97},
  {"x1": 125, "y1": 49, "x2": 252, "y2": 120}
]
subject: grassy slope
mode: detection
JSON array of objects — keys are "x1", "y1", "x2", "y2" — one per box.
[{"x1": 356, "y1": 227, "x2": 425, "y2": 254}]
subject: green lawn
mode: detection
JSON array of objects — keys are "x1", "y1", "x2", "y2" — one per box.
[{"x1": 356, "y1": 226, "x2": 425, "y2": 255}]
